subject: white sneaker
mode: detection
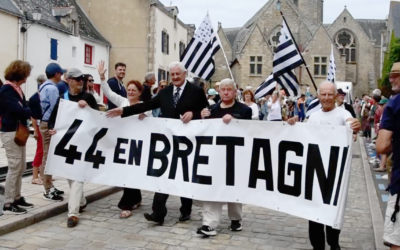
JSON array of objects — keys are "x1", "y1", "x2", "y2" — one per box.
[{"x1": 382, "y1": 174, "x2": 388, "y2": 180}]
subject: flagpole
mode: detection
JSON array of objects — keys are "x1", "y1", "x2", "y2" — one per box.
[
  {"x1": 280, "y1": 12, "x2": 318, "y2": 92},
  {"x1": 208, "y1": 14, "x2": 235, "y2": 81}
]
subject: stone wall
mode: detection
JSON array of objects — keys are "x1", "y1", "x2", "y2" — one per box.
[
  {"x1": 328, "y1": 9, "x2": 375, "y2": 98},
  {"x1": 297, "y1": 0, "x2": 323, "y2": 25}
]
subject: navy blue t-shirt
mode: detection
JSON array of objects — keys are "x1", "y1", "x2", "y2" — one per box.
[
  {"x1": 28, "y1": 92, "x2": 42, "y2": 120},
  {"x1": 381, "y1": 94, "x2": 400, "y2": 195},
  {"x1": 57, "y1": 80, "x2": 69, "y2": 96}
]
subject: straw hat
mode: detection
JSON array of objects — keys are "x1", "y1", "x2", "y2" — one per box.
[{"x1": 389, "y1": 62, "x2": 400, "y2": 75}]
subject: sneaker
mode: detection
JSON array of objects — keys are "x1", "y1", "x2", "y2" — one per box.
[
  {"x1": 382, "y1": 174, "x2": 389, "y2": 180},
  {"x1": 15, "y1": 197, "x2": 34, "y2": 208},
  {"x1": 53, "y1": 188, "x2": 64, "y2": 196},
  {"x1": 3, "y1": 203, "x2": 27, "y2": 215},
  {"x1": 43, "y1": 188, "x2": 64, "y2": 202},
  {"x1": 197, "y1": 225, "x2": 217, "y2": 236},
  {"x1": 230, "y1": 220, "x2": 242, "y2": 231}
]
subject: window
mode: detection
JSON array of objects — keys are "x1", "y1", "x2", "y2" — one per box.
[
  {"x1": 50, "y1": 38, "x2": 58, "y2": 60},
  {"x1": 179, "y1": 42, "x2": 186, "y2": 58},
  {"x1": 85, "y1": 44, "x2": 93, "y2": 65},
  {"x1": 314, "y1": 56, "x2": 328, "y2": 76},
  {"x1": 162, "y1": 31, "x2": 169, "y2": 54},
  {"x1": 250, "y1": 56, "x2": 263, "y2": 76},
  {"x1": 335, "y1": 30, "x2": 356, "y2": 63},
  {"x1": 158, "y1": 69, "x2": 166, "y2": 82}
]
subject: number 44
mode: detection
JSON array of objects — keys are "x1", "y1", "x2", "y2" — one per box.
[{"x1": 54, "y1": 119, "x2": 108, "y2": 169}]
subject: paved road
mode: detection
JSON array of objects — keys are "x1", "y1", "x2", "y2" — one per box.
[{"x1": 0, "y1": 140, "x2": 376, "y2": 250}]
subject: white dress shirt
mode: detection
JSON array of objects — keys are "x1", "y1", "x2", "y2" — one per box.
[{"x1": 173, "y1": 80, "x2": 187, "y2": 101}]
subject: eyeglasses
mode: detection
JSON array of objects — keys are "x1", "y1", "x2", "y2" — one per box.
[
  {"x1": 88, "y1": 80, "x2": 95, "y2": 83},
  {"x1": 71, "y1": 76, "x2": 83, "y2": 82},
  {"x1": 160, "y1": 85, "x2": 167, "y2": 88}
]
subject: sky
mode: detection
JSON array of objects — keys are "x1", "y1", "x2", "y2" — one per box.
[{"x1": 159, "y1": 0, "x2": 392, "y2": 28}]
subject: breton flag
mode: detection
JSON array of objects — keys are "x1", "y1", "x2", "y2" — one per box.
[
  {"x1": 181, "y1": 13, "x2": 221, "y2": 80},
  {"x1": 306, "y1": 97, "x2": 322, "y2": 118},
  {"x1": 255, "y1": 74, "x2": 277, "y2": 99},
  {"x1": 272, "y1": 20, "x2": 304, "y2": 96},
  {"x1": 327, "y1": 45, "x2": 336, "y2": 82}
]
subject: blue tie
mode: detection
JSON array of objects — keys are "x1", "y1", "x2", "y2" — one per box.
[{"x1": 174, "y1": 87, "x2": 181, "y2": 107}]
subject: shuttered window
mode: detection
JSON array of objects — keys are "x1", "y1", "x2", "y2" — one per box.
[{"x1": 50, "y1": 38, "x2": 58, "y2": 60}]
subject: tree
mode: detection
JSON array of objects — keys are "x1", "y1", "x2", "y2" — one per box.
[{"x1": 379, "y1": 32, "x2": 400, "y2": 97}]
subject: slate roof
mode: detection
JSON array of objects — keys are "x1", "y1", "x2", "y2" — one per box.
[
  {"x1": 356, "y1": 19, "x2": 386, "y2": 46},
  {"x1": 151, "y1": 0, "x2": 187, "y2": 28},
  {"x1": 11, "y1": 0, "x2": 110, "y2": 46},
  {"x1": 0, "y1": 0, "x2": 23, "y2": 17},
  {"x1": 389, "y1": 1, "x2": 400, "y2": 37}
]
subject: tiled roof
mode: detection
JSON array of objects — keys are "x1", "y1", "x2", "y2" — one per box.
[
  {"x1": 12, "y1": 0, "x2": 110, "y2": 46},
  {"x1": 0, "y1": 0, "x2": 23, "y2": 17},
  {"x1": 356, "y1": 19, "x2": 386, "y2": 46}
]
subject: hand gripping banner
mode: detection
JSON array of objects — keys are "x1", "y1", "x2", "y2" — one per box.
[{"x1": 46, "y1": 100, "x2": 353, "y2": 229}]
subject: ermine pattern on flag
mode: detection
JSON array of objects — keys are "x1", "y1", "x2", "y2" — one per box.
[
  {"x1": 273, "y1": 21, "x2": 304, "y2": 78},
  {"x1": 327, "y1": 45, "x2": 336, "y2": 83},
  {"x1": 255, "y1": 73, "x2": 277, "y2": 99},
  {"x1": 306, "y1": 97, "x2": 322, "y2": 118},
  {"x1": 180, "y1": 14, "x2": 221, "y2": 80}
]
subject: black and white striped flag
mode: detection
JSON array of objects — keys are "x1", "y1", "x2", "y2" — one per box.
[
  {"x1": 255, "y1": 74, "x2": 277, "y2": 99},
  {"x1": 306, "y1": 97, "x2": 322, "y2": 118},
  {"x1": 181, "y1": 13, "x2": 221, "y2": 81},
  {"x1": 272, "y1": 20, "x2": 304, "y2": 96}
]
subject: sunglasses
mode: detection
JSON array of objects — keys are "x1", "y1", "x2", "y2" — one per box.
[
  {"x1": 71, "y1": 76, "x2": 84, "y2": 82},
  {"x1": 88, "y1": 80, "x2": 95, "y2": 83},
  {"x1": 160, "y1": 85, "x2": 167, "y2": 88}
]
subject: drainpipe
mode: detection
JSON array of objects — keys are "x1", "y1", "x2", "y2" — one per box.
[{"x1": 17, "y1": 18, "x2": 21, "y2": 60}]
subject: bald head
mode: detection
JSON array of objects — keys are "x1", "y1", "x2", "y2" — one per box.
[
  {"x1": 317, "y1": 81, "x2": 337, "y2": 95},
  {"x1": 317, "y1": 81, "x2": 338, "y2": 112}
]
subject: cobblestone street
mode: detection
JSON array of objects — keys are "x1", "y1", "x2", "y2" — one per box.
[{"x1": 0, "y1": 141, "x2": 377, "y2": 250}]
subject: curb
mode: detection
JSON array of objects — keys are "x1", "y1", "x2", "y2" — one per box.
[
  {"x1": 0, "y1": 186, "x2": 121, "y2": 237},
  {"x1": 358, "y1": 138, "x2": 387, "y2": 250}
]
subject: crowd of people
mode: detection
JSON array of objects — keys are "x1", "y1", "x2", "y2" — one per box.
[{"x1": 0, "y1": 58, "x2": 399, "y2": 250}]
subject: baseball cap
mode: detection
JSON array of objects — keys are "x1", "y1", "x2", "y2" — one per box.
[
  {"x1": 208, "y1": 88, "x2": 218, "y2": 96},
  {"x1": 379, "y1": 98, "x2": 388, "y2": 105},
  {"x1": 45, "y1": 63, "x2": 66, "y2": 75},
  {"x1": 66, "y1": 68, "x2": 84, "y2": 79}
]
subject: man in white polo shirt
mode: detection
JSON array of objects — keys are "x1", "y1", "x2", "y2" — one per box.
[{"x1": 288, "y1": 81, "x2": 361, "y2": 250}]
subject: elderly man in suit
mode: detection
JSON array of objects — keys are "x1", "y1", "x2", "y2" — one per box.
[{"x1": 107, "y1": 61, "x2": 208, "y2": 225}]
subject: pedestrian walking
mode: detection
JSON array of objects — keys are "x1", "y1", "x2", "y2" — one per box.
[
  {"x1": 39, "y1": 63, "x2": 66, "y2": 201},
  {"x1": 376, "y1": 62, "x2": 400, "y2": 250},
  {"x1": 197, "y1": 78, "x2": 251, "y2": 236},
  {"x1": 47, "y1": 68, "x2": 98, "y2": 228},
  {"x1": 0, "y1": 60, "x2": 34, "y2": 215},
  {"x1": 107, "y1": 62, "x2": 127, "y2": 110},
  {"x1": 288, "y1": 81, "x2": 361, "y2": 250},
  {"x1": 106, "y1": 61, "x2": 208, "y2": 225}
]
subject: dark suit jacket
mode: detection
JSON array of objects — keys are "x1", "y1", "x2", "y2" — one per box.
[
  {"x1": 122, "y1": 81, "x2": 208, "y2": 120},
  {"x1": 107, "y1": 77, "x2": 127, "y2": 110},
  {"x1": 344, "y1": 103, "x2": 356, "y2": 118}
]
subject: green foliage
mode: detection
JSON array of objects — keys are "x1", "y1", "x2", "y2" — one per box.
[{"x1": 379, "y1": 32, "x2": 400, "y2": 97}]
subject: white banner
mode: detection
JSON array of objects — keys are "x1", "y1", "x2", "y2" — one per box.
[{"x1": 46, "y1": 100, "x2": 353, "y2": 229}]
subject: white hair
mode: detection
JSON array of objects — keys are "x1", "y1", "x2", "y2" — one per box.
[
  {"x1": 36, "y1": 74, "x2": 47, "y2": 84},
  {"x1": 317, "y1": 81, "x2": 337, "y2": 95},
  {"x1": 144, "y1": 72, "x2": 155, "y2": 82},
  {"x1": 219, "y1": 78, "x2": 237, "y2": 90},
  {"x1": 169, "y1": 62, "x2": 187, "y2": 72},
  {"x1": 372, "y1": 89, "x2": 381, "y2": 96}
]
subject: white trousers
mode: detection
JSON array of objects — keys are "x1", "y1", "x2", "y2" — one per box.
[
  {"x1": 67, "y1": 180, "x2": 86, "y2": 218},
  {"x1": 202, "y1": 201, "x2": 242, "y2": 229}
]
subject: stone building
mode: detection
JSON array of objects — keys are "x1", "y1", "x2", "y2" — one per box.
[
  {"x1": 76, "y1": 0, "x2": 194, "y2": 84},
  {"x1": 213, "y1": 0, "x2": 386, "y2": 98}
]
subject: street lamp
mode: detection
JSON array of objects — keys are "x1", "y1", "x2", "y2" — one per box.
[
  {"x1": 21, "y1": 7, "x2": 42, "y2": 33},
  {"x1": 276, "y1": 0, "x2": 282, "y2": 12}
]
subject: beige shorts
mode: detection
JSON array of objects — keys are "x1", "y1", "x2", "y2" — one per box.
[{"x1": 384, "y1": 193, "x2": 400, "y2": 246}]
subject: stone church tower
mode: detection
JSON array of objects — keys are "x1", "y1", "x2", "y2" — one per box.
[{"x1": 213, "y1": 0, "x2": 386, "y2": 98}]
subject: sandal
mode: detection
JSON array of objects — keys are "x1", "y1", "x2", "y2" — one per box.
[
  {"x1": 120, "y1": 210, "x2": 133, "y2": 219},
  {"x1": 31, "y1": 178, "x2": 43, "y2": 185},
  {"x1": 373, "y1": 168, "x2": 386, "y2": 172}
]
